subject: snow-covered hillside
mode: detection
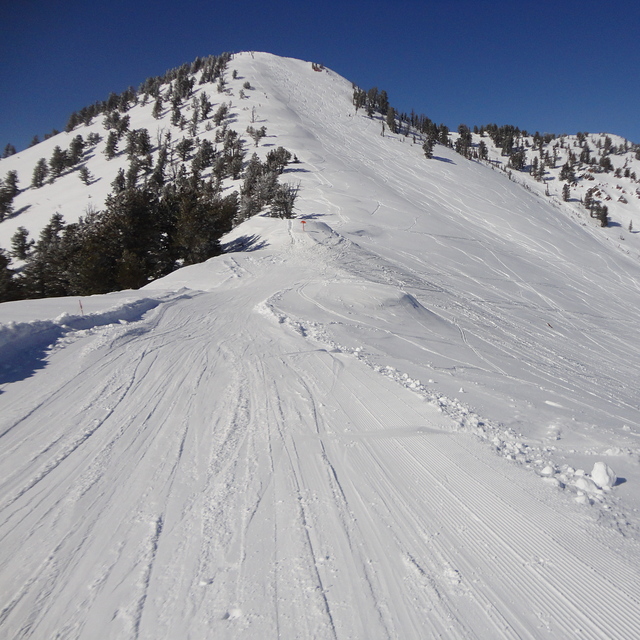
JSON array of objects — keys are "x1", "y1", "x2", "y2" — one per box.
[
  {"x1": 2, "y1": 52, "x2": 640, "y2": 638},
  {"x1": 456, "y1": 128, "x2": 640, "y2": 258}
]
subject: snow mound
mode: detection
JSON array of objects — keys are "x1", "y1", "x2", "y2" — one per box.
[
  {"x1": 573, "y1": 476, "x2": 601, "y2": 494},
  {"x1": 591, "y1": 462, "x2": 617, "y2": 490},
  {"x1": 0, "y1": 295, "x2": 172, "y2": 367}
]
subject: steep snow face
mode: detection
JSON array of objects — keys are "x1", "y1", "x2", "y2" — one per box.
[{"x1": 2, "y1": 52, "x2": 640, "y2": 638}]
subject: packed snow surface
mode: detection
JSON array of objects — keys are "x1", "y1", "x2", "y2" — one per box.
[{"x1": 2, "y1": 52, "x2": 640, "y2": 638}]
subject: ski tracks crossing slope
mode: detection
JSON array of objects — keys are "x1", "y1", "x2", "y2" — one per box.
[{"x1": 1, "y1": 218, "x2": 640, "y2": 638}]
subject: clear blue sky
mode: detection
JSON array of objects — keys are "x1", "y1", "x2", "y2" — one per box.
[{"x1": 2, "y1": 0, "x2": 639, "y2": 152}]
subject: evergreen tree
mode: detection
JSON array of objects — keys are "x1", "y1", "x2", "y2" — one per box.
[
  {"x1": 559, "y1": 161, "x2": 576, "y2": 182},
  {"x1": 236, "y1": 192, "x2": 259, "y2": 223},
  {"x1": 254, "y1": 169, "x2": 279, "y2": 208},
  {"x1": 171, "y1": 102, "x2": 182, "y2": 126},
  {"x1": 10, "y1": 226, "x2": 34, "y2": 260},
  {"x1": 454, "y1": 125, "x2": 473, "y2": 158},
  {"x1": 352, "y1": 87, "x2": 366, "y2": 112},
  {"x1": 32, "y1": 158, "x2": 49, "y2": 188},
  {"x1": 501, "y1": 134, "x2": 514, "y2": 157},
  {"x1": 152, "y1": 96, "x2": 163, "y2": 119},
  {"x1": 562, "y1": 183, "x2": 570, "y2": 201},
  {"x1": 422, "y1": 138, "x2": 434, "y2": 159},
  {"x1": 579, "y1": 146, "x2": 591, "y2": 164},
  {"x1": 115, "y1": 114, "x2": 130, "y2": 137},
  {"x1": 104, "y1": 131, "x2": 119, "y2": 159},
  {"x1": 265, "y1": 147, "x2": 292, "y2": 174},
  {"x1": 87, "y1": 131, "x2": 102, "y2": 147},
  {"x1": 228, "y1": 153, "x2": 245, "y2": 180},
  {"x1": 583, "y1": 187, "x2": 609, "y2": 227},
  {"x1": 191, "y1": 139, "x2": 215, "y2": 173},
  {"x1": 599, "y1": 156, "x2": 613, "y2": 172},
  {"x1": 149, "y1": 145, "x2": 168, "y2": 192},
  {"x1": 78, "y1": 166, "x2": 93, "y2": 185},
  {"x1": 68, "y1": 135, "x2": 85, "y2": 166},
  {"x1": 240, "y1": 153, "x2": 264, "y2": 194},
  {"x1": 175, "y1": 137, "x2": 194, "y2": 161},
  {"x1": 190, "y1": 96, "x2": 200, "y2": 121},
  {"x1": 20, "y1": 213, "x2": 69, "y2": 298},
  {"x1": 66, "y1": 111, "x2": 81, "y2": 132},
  {"x1": 239, "y1": 153, "x2": 278, "y2": 216},
  {"x1": 4, "y1": 170, "x2": 19, "y2": 198},
  {"x1": 213, "y1": 103, "x2": 229, "y2": 126},
  {"x1": 596, "y1": 204, "x2": 609, "y2": 227},
  {"x1": 106, "y1": 92, "x2": 120, "y2": 112},
  {"x1": 171, "y1": 184, "x2": 237, "y2": 265},
  {"x1": 93, "y1": 187, "x2": 173, "y2": 290},
  {"x1": 125, "y1": 158, "x2": 141, "y2": 189},
  {"x1": 584, "y1": 186, "x2": 596, "y2": 211},
  {"x1": 246, "y1": 125, "x2": 267, "y2": 146},
  {"x1": 379, "y1": 89, "x2": 390, "y2": 114},
  {"x1": 199, "y1": 92, "x2": 212, "y2": 119},
  {"x1": 508, "y1": 149, "x2": 526, "y2": 170},
  {"x1": 111, "y1": 168, "x2": 126, "y2": 193},
  {"x1": 125, "y1": 130, "x2": 139, "y2": 159},
  {"x1": 62, "y1": 213, "x2": 118, "y2": 295},
  {"x1": 0, "y1": 180, "x2": 14, "y2": 221},
  {"x1": 125, "y1": 128, "x2": 152, "y2": 159},
  {"x1": 438, "y1": 124, "x2": 450, "y2": 145},
  {"x1": 270, "y1": 183, "x2": 299, "y2": 218},
  {"x1": 49, "y1": 146, "x2": 68, "y2": 180},
  {"x1": 3, "y1": 143, "x2": 17, "y2": 158},
  {"x1": 0, "y1": 249, "x2": 18, "y2": 302},
  {"x1": 189, "y1": 110, "x2": 199, "y2": 137},
  {"x1": 237, "y1": 154, "x2": 277, "y2": 218},
  {"x1": 386, "y1": 107, "x2": 397, "y2": 134},
  {"x1": 103, "y1": 110, "x2": 120, "y2": 131}
]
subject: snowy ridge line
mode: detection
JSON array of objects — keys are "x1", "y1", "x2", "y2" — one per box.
[
  {"x1": 0, "y1": 293, "x2": 189, "y2": 365},
  {"x1": 258, "y1": 291, "x2": 633, "y2": 527}
]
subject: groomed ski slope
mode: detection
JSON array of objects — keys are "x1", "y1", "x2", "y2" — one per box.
[{"x1": 2, "y1": 52, "x2": 640, "y2": 638}]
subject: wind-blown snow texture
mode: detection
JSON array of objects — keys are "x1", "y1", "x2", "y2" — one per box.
[{"x1": 1, "y1": 52, "x2": 640, "y2": 639}]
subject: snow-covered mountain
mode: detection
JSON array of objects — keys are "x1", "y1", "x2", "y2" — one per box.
[
  {"x1": 456, "y1": 127, "x2": 640, "y2": 248},
  {"x1": 1, "y1": 52, "x2": 640, "y2": 638}
]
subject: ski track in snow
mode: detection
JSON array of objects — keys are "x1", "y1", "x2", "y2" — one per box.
[{"x1": 1, "y1": 52, "x2": 640, "y2": 638}]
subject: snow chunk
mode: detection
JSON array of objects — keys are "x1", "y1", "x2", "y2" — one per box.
[
  {"x1": 223, "y1": 608, "x2": 242, "y2": 620},
  {"x1": 542, "y1": 476, "x2": 562, "y2": 488},
  {"x1": 573, "y1": 476, "x2": 600, "y2": 494},
  {"x1": 591, "y1": 462, "x2": 617, "y2": 490}
]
